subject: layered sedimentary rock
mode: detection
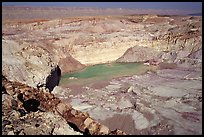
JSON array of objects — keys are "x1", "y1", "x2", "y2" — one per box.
[
  {"x1": 117, "y1": 16, "x2": 202, "y2": 68},
  {"x1": 2, "y1": 6, "x2": 202, "y2": 135},
  {"x1": 3, "y1": 14, "x2": 201, "y2": 67}
]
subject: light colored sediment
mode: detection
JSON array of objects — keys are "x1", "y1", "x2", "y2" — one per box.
[
  {"x1": 64, "y1": 68, "x2": 202, "y2": 135},
  {"x1": 2, "y1": 6, "x2": 202, "y2": 135},
  {"x1": 2, "y1": 39, "x2": 58, "y2": 90}
]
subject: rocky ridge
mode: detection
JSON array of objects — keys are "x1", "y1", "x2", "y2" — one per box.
[{"x1": 2, "y1": 75, "x2": 126, "y2": 135}]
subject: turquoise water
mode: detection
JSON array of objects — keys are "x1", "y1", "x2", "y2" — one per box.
[{"x1": 60, "y1": 62, "x2": 149, "y2": 86}]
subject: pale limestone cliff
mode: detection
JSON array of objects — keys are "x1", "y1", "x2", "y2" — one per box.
[
  {"x1": 2, "y1": 39, "x2": 57, "y2": 89},
  {"x1": 116, "y1": 16, "x2": 201, "y2": 69}
]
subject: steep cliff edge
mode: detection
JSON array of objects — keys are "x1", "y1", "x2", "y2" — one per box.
[
  {"x1": 2, "y1": 39, "x2": 58, "y2": 89},
  {"x1": 116, "y1": 15, "x2": 202, "y2": 70},
  {"x1": 2, "y1": 36, "x2": 84, "y2": 91},
  {"x1": 3, "y1": 15, "x2": 201, "y2": 67}
]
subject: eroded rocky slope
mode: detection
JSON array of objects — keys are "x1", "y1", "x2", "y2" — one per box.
[
  {"x1": 2, "y1": 26, "x2": 85, "y2": 89},
  {"x1": 117, "y1": 15, "x2": 202, "y2": 70},
  {"x1": 2, "y1": 75, "x2": 126, "y2": 135},
  {"x1": 2, "y1": 39, "x2": 58, "y2": 90},
  {"x1": 3, "y1": 13, "x2": 202, "y2": 68},
  {"x1": 2, "y1": 6, "x2": 202, "y2": 135}
]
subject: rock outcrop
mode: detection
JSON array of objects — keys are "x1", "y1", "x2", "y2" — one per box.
[
  {"x1": 2, "y1": 13, "x2": 201, "y2": 67},
  {"x1": 64, "y1": 68, "x2": 202, "y2": 135},
  {"x1": 116, "y1": 16, "x2": 201, "y2": 69},
  {"x1": 2, "y1": 32, "x2": 85, "y2": 91},
  {"x1": 2, "y1": 39, "x2": 57, "y2": 89},
  {"x1": 116, "y1": 46, "x2": 160, "y2": 63},
  {"x1": 2, "y1": 75, "x2": 126, "y2": 135},
  {"x1": 58, "y1": 55, "x2": 85, "y2": 74}
]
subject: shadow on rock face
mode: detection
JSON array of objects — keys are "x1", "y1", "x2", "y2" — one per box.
[
  {"x1": 46, "y1": 65, "x2": 61, "y2": 92},
  {"x1": 2, "y1": 86, "x2": 6, "y2": 94},
  {"x1": 67, "y1": 122, "x2": 90, "y2": 135},
  {"x1": 17, "y1": 93, "x2": 40, "y2": 113}
]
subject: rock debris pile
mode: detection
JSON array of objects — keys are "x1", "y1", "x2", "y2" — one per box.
[{"x1": 2, "y1": 75, "x2": 126, "y2": 135}]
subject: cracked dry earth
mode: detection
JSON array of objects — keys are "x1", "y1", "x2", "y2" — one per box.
[{"x1": 57, "y1": 68, "x2": 202, "y2": 135}]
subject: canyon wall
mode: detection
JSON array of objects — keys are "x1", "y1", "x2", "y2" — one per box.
[
  {"x1": 116, "y1": 15, "x2": 202, "y2": 70},
  {"x1": 2, "y1": 14, "x2": 202, "y2": 89},
  {"x1": 2, "y1": 39, "x2": 57, "y2": 88}
]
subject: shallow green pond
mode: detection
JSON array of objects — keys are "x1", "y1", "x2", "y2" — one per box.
[{"x1": 59, "y1": 62, "x2": 150, "y2": 86}]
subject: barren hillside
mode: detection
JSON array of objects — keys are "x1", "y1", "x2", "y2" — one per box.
[{"x1": 2, "y1": 6, "x2": 202, "y2": 135}]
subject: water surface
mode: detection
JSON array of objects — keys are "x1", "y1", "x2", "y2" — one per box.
[{"x1": 59, "y1": 62, "x2": 153, "y2": 86}]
